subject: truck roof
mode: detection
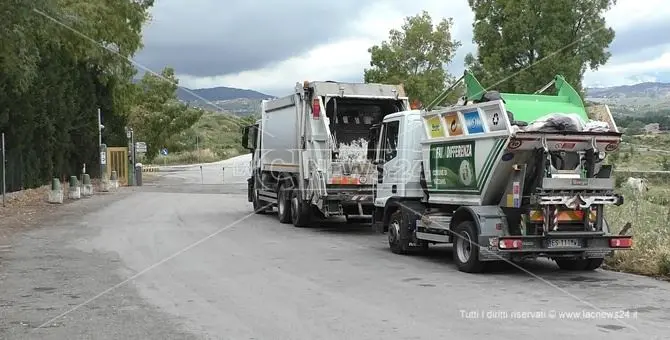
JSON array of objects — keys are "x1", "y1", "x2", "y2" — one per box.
[
  {"x1": 383, "y1": 109, "x2": 421, "y2": 121},
  {"x1": 302, "y1": 81, "x2": 408, "y2": 100}
]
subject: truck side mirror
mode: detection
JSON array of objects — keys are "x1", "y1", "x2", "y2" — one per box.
[
  {"x1": 241, "y1": 125, "x2": 257, "y2": 150},
  {"x1": 241, "y1": 126, "x2": 250, "y2": 149}
]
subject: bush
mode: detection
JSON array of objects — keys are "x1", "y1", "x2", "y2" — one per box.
[
  {"x1": 149, "y1": 149, "x2": 222, "y2": 165},
  {"x1": 605, "y1": 186, "x2": 670, "y2": 278}
]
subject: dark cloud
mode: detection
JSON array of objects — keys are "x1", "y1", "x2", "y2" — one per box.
[
  {"x1": 134, "y1": 0, "x2": 365, "y2": 77},
  {"x1": 609, "y1": 19, "x2": 670, "y2": 57}
]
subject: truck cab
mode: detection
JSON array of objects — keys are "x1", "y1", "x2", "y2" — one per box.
[{"x1": 369, "y1": 110, "x2": 424, "y2": 210}]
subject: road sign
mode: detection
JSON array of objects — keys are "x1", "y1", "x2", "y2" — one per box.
[
  {"x1": 160, "y1": 148, "x2": 168, "y2": 156},
  {"x1": 135, "y1": 142, "x2": 147, "y2": 153}
]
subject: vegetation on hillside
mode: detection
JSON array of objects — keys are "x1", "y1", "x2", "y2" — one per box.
[
  {"x1": 147, "y1": 111, "x2": 256, "y2": 165},
  {"x1": 129, "y1": 67, "x2": 204, "y2": 161}
]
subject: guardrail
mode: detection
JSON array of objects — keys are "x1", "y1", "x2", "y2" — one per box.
[{"x1": 142, "y1": 166, "x2": 160, "y2": 172}]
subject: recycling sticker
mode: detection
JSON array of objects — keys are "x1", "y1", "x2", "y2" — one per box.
[{"x1": 429, "y1": 141, "x2": 478, "y2": 191}]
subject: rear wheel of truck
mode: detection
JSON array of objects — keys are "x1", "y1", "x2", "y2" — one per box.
[
  {"x1": 453, "y1": 221, "x2": 485, "y2": 273},
  {"x1": 388, "y1": 210, "x2": 411, "y2": 254},
  {"x1": 277, "y1": 184, "x2": 291, "y2": 224},
  {"x1": 290, "y1": 189, "x2": 311, "y2": 227},
  {"x1": 555, "y1": 258, "x2": 604, "y2": 271}
]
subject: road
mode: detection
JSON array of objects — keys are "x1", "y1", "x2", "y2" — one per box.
[{"x1": 1, "y1": 154, "x2": 669, "y2": 339}]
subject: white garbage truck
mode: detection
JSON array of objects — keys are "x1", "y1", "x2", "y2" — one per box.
[
  {"x1": 368, "y1": 71, "x2": 633, "y2": 273},
  {"x1": 241, "y1": 81, "x2": 410, "y2": 226}
]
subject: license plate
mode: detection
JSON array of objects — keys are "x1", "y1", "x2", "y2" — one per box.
[{"x1": 548, "y1": 239, "x2": 581, "y2": 248}]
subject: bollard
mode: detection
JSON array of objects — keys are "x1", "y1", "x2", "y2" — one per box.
[
  {"x1": 135, "y1": 164, "x2": 143, "y2": 186},
  {"x1": 81, "y1": 174, "x2": 93, "y2": 197},
  {"x1": 100, "y1": 172, "x2": 111, "y2": 192},
  {"x1": 68, "y1": 176, "x2": 81, "y2": 199},
  {"x1": 48, "y1": 178, "x2": 64, "y2": 204},
  {"x1": 110, "y1": 170, "x2": 119, "y2": 189},
  {"x1": 222, "y1": 167, "x2": 225, "y2": 184}
]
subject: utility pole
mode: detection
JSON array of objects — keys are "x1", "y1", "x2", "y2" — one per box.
[
  {"x1": 98, "y1": 108, "x2": 105, "y2": 180},
  {"x1": 2, "y1": 133, "x2": 5, "y2": 207}
]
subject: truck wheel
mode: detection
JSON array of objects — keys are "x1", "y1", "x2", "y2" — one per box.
[
  {"x1": 452, "y1": 221, "x2": 485, "y2": 273},
  {"x1": 388, "y1": 210, "x2": 410, "y2": 254},
  {"x1": 290, "y1": 189, "x2": 311, "y2": 227},
  {"x1": 277, "y1": 184, "x2": 292, "y2": 224},
  {"x1": 252, "y1": 188, "x2": 270, "y2": 214}
]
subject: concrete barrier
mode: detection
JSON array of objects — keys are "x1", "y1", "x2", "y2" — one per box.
[
  {"x1": 110, "y1": 170, "x2": 119, "y2": 189},
  {"x1": 81, "y1": 174, "x2": 93, "y2": 197},
  {"x1": 48, "y1": 178, "x2": 64, "y2": 204},
  {"x1": 68, "y1": 176, "x2": 81, "y2": 199}
]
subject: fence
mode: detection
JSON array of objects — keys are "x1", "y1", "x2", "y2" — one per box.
[{"x1": 107, "y1": 147, "x2": 128, "y2": 185}]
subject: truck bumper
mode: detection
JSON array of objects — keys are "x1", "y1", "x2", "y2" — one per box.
[
  {"x1": 477, "y1": 234, "x2": 633, "y2": 261},
  {"x1": 325, "y1": 186, "x2": 375, "y2": 216}
]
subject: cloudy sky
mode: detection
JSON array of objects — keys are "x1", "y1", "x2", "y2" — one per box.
[{"x1": 134, "y1": 0, "x2": 670, "y2": 96}]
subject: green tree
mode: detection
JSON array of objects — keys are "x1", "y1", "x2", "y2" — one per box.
[
  {"x1": 129, "y1": 67, "x2": 204, "y2": 161},
  {"x1": 0, "y1": 0, "x2": 154, "y2": 191},
  {"x1": 626, "y1": 120, "x2": 645, "y2": 135},
  {"x1": 363, "y1": 11, "x2": 461, "y2": 105},
  {"x1": 465, "y1": 0, "x2": 616, "y2": 95}
]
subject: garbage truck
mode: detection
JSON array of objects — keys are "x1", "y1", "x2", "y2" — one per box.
[
  {"x1": 368, "y1": 70, "x2": 633, "y2": 273},
  {"x1": 241, "y1": 80, "x2": 410, "y2": 226}
]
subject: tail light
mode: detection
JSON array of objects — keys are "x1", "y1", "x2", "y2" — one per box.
[
  {"x1": 499, "y1": 239, "x2": 522, "y2": 249},
  {"x1": 609, "y1": 237, "x2": 632, "y2": 248},
  {"x1": 312, "y1": 98, "x2": 320, "y2": 119}
]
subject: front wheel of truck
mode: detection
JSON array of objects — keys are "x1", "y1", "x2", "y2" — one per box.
[
  {"x1": 555, "y1": 258, "x2": 604, "y2": 271},
  {"x1": 453, "y1": 221, "x2": 485, "y2": 273},
  {"x1": 388, "y1": 210, "x2": 410, "y2": 254}
]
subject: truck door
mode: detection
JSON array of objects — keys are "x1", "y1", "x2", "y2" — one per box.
[{"x1": 374, "y1": 119, "x2": 401, "y2": 204}]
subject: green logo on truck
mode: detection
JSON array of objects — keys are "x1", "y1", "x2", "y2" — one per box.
[{"x1": 430, "y1": 141, "x2": 477, "y2": 190}]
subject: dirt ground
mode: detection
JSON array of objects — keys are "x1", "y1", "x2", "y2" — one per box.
[{"x1": 0, "y1": 180, "x2": 136, "y2": 248}]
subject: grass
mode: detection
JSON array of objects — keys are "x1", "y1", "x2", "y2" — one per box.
[
  {"x1": 603, "y1": 133, "x2": 670, "y2": 278},
  {"x1": 144, "y1": 110, "x2": 255, "y2": 166},
  {"x1": 605, "y1": 185, "x2": 670, "y2": 278},
  {"x1": 149, "y1": 148, "x2": 237, "y2": 166}
]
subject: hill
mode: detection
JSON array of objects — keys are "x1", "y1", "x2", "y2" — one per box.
[
  {"x1": 586, "y1": 82, "x2": 670, "y2": 111},
  {"x1": 177, "y1": 86, "x2": 275, "y2": 116},
  {"x1": 177, "y1": 86, "x2": 272, "y2": 102}
]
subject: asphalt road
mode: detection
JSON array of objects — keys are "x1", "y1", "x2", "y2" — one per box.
[{"x1": 1, "y1": 154, "x2": 669, "y2": 339}]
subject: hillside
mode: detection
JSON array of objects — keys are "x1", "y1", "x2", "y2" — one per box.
[
  {"x1": 176, "y1": 86, "x2": 274, "y2": 116},
  {"x1": 586, "y1": 82, "x2": 670, "y2": 111},
  {"x1": 177, "y1": 86, "x2": 272, "y2": 102}
]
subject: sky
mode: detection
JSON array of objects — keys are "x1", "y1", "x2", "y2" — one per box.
[{"x1": 133, "y1": 0, "x2": 670, "y2": 96}]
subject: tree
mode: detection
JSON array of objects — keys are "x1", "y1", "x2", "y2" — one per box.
[
  {"x1": 626, "y1": 120, "x2": 645, "y2": 135},
  {"x1": 363, "y1": 11, "x2": 461, "y2": 106},
  {"x1": 129, "y1": 67, "x2": 204, "y2": 161},
  {"x1": 465, "y1": 0, "x2": 616, "y2": 95},
  {"x1": 0, "y1": 0, "x2": 154, "y2": 191}
]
